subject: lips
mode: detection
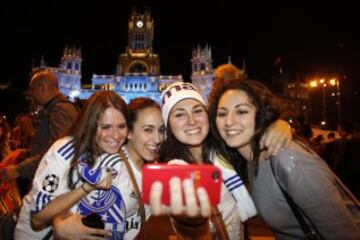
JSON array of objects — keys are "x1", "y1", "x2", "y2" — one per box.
[
  {"x1": 105, "y1": 139, "x2": 122, "y2": 150},
  {"x1": 184, "y1": 127, "x2": 201, "y2": 135},
  {"x1": 145, "y1": 145, "x2": 158, "y2": 153},
  {"x1": 224, "y1": 129, "x2": 242, "y2": 137}
]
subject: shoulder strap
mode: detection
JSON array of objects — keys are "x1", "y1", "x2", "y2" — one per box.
[
  {"x1": 269, "y1": 158, "x2": 324, "y2": 240},
  {"x1": 119, "y1": 149, "x2": 147, "y2": 239},
  {"x1": 211, "y1": 206, "x2": 230, "y2": 240}
]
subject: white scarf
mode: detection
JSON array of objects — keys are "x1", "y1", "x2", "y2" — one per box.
[{"x1": 212, "y1": 151, "x2": 257, "y2": 222}]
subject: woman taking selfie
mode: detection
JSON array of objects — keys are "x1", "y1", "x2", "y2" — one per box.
[
  {"x1": 150, "y1": 82, "x2": 292, "y2": 239},
  {"x1": 208, "y1": 79, "x2": 360, "y2": 239}
]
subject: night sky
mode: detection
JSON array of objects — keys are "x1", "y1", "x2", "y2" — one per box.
[{"x1": 1, "y1": 1, "x2": 360, "y2": 121}]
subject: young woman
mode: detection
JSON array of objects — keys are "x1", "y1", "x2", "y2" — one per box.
[
  {"x1": 115, "y1": 97, "x2": 166, "y2": 237},
  {"x1": 15, "y1": 91, "x2": 129, "y2": 239},
  {"x1": 208, "y1": 79, "x2": 360, "y2": 239},
  {"x1": 150, "y1": 82, "x2": 292, "y2": 239}
]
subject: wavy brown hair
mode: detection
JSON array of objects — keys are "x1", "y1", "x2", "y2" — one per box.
[{"x1": 67, "y1": 91, "x2": 128, "y2": 188}]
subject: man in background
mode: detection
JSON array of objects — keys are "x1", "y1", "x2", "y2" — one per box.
[{"x1": 0, "y1": 70, "x2": 78, "y2": 183}]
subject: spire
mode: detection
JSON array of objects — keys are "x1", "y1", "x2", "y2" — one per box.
[
  {"x1": 227, "y1": 56, "x2": 232, "y2": 64},
  {"x1": 131, "y1": 6, "x2": 137, "y2": 20},
  {"x1": 31, "y1": 58, "x2": 36, "y2": 69},
  {"x1": 274, "y1": 56, "x2": 283, "y2": 74},
  {"x1": 63, "y1": 45, "x2": 69, "y2": 56},
  {"x1": 76, "y1": 47, "x2": 82, "y2": 57},
  {"x1": 71, "y1": 44, "x2": 77, "y2": 56},
  {"x1": 40, "y1": 55, "x2": 46, "y2": 66},
  {"x1": 145, "y1": 6, "x2": 151, "y2": 19}
]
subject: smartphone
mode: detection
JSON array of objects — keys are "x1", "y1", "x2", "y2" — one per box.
[
  {"x1": 81, "y1": 212, "x2": 105, "y2": 229},
  {"x1": 142, "y1": 164, "x2": 222, "y2": 206}
]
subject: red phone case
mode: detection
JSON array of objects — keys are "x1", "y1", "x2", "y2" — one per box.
[{"x1": 142, "y1": 164, "x2": 222, "y2": 206}]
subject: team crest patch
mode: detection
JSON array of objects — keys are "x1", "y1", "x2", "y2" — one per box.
[{"x1": 42, "y1": 174, "x2": 59, "y2": 193}]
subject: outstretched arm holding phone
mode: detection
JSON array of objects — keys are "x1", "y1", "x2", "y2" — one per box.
[
  {"x1": 147, "y1": 160, "x2": 215, "y2": 239},
  {"x1": 150, "y1": 176, "x2": 212, "y2": 239}
]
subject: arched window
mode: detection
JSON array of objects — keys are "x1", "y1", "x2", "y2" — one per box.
[{"x1": 129, "y1": 63, "x2": 147, "y2": 73}]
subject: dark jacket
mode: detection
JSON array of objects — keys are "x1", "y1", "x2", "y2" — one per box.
[{"x1": 17, "y1": 93, "x2": 78, "y2": 179}]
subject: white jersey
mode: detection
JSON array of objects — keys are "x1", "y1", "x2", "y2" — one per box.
[{"x1": 15, "y1": 136, "x2": 149, "y2": 240}]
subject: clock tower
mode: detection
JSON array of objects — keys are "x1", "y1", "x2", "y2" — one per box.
[{"x1": 117, "y1": 8, "x2": 160, "y2": 75}]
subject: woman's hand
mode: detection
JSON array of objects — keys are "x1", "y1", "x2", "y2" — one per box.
[
  {"x1": 260, "y1": 119, "x2": 292, "y2": 156},
  {"x1": 149, "y1": 177, "x2": 211, "y2": 218},
  {"x1": 150, "y1": 176, "x2": 212, "y2": 239},
  {"x1": 83, "y1": 171, "x2": 113, "y2": 193},
  {"x1": 53, "y1": 214, "x2": 112, "y2": 240}
]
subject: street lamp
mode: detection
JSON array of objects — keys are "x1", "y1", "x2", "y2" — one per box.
[
  {"x1": 328, "y1": 78, "x2": 341, "y2": 123},
  {"x1": 308, "y1": 78, "x2": 341, "y2": 128}
]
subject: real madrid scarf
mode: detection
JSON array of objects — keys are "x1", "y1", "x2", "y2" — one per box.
[
  {"x1": 212, "y1": 151, "x2": 257, "y2": 222},
  {"x1": 78, "y1": 153, "x2": 119, "y2": 184}
]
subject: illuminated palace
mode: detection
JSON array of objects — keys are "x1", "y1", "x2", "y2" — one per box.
[{"x1": 33, "y1": 9, "x2": 214, "y2": 103}]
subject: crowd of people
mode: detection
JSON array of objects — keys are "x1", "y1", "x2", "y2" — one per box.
[{"x1": 0, "y1": 67, "x2": 359, "y2": 239}]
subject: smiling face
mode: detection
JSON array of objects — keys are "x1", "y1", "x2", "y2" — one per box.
[
  {"x1": 168, "y1": 98, "x2": 209, "y2": 148},
  {"x1": 95, "y1": 106, "x2": 128, "y2": 154},
  {"x1": 216, "y1": 89, "x2": 256, "y2": 160},
  {"x1": 127, "y1": 107, "x2": 165, "y2": 163}
]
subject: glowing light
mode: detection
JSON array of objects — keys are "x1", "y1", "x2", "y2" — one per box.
[
  {"x1": 329, "y1": 79, "x2": 337, "y2": 86},
  {"x1": 309, "y1": 80, "x2": 318, "y2": 88}
]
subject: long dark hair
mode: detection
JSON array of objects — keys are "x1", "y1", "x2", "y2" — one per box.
[
  {"x1": 208, "y1": 79, "x2": 281, "y2": 177},
  {"x1": 67, "y1": 91, "x2": 128, "y2": 188}
]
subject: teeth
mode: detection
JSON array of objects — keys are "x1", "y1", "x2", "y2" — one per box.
[
  {"x1": 185, "y1": 128, "x2": 201, "y2": 134},
  {"x1": 225, "y1": 130, "x2": 241, "y2": 136},
  {"x1": 146, "y1": 146, "x2": 157, "y2": 151},
  {"x1": 107, "y1": 140, "x2": 120, "y2": 148}
]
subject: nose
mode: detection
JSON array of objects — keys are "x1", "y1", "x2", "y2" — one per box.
[
  {"x1": 187, "y1": 113, "x2": 196, "y2": 125},
  {"x1": 225, "y1": 112, "x2": 234, "y2": 126},
  {"x1": 154, "y1": 130, "x2": 162, "y2": 144},
  {"x1": 112, "y1": 127, "x2": 123, "y2": 141}
]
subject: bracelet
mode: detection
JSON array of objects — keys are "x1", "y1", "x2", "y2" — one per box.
[{"x1": 81, "y1": 184, "x2": 91, "y2": 194}]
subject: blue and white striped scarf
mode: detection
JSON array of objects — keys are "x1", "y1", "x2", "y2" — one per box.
[{"x1": 212, "y1": 152, "x2": 257, "y2": 222}]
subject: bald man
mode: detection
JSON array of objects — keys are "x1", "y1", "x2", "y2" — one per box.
[
  {"x1": 214, "y1": 63, "x2": 244, "y2": 82},
  {"x1": 1, "y1": 70, "x2": 79, "y2": 182}
]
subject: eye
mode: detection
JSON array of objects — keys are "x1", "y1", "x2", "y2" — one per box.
[
  {"x1": 99, "y1": 124, "x2": 111, "y2": 130},
  {"x1": 216, "y1": 111, "x2": 227, "y2": 118},
  {"x1": 144, "y1": 127, "x2": 153, "y2": 133},
  {"x1": 194, "y1": 108, "x2": 204, "y2": 114},
  {"x1": 117, "y1": 123, "x2": 127, "y2": 129},
  {"x1": 159, "y1": 126, "x2": 166, "y2": 134},
  {"x1": 174, "y1": 112, "x2": 185, "y2": 118},
  {"x1": 237, "y1": 110, "x2": 249, "y2": 115}
]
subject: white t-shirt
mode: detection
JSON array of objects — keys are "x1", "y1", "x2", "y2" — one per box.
[{"x1": 15, "y1": 137, "x2": 148, "y2": 240}]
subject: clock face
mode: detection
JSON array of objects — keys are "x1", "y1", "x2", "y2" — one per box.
[{"x1": 136, "y1": 20, "x2": 143, "y2": 28}]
